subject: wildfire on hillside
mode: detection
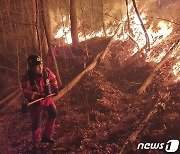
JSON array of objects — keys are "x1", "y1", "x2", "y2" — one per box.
[{"x1": 54, "y1": 11, "x2": 179, "y2": 81}]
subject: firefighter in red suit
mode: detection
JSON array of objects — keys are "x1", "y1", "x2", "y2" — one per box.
[{"x1": 21, "y1": 55, "x2": 59, "y2": 146}]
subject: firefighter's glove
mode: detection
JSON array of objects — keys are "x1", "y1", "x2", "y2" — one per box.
[
  {"x1": 54, "y1": 88, "x2": 59, "y2": 96},
  {"x1": 38, "y1": 93, "x2": 47, "y2": 99}
]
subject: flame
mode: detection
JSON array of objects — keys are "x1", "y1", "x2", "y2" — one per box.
[
  {"x1": 54, "y1": 11, "x2": 178, "y2": 81},
  {"x1": 54, "y1": 15, "x2": 72, "y2": 44},
  {"x1": 55, "y1": 26, "x2": 72, "y2": 44},
  {"x1": 147, "y1": 21, "x2": 173, "y2": 47},
  {"x1": 130, "y1": 15, "x2": 173, "y2": 62},
  {"x1": 54, "y1": 13, "x2": 173, "y2": 62},
  {"x1": 172, "y1": 62, "x2": 180, "y2": 81}
]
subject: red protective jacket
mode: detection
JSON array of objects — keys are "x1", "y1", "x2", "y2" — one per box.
[{"x1": 22, "y1": 67, "x2": 58, "y2": 106}]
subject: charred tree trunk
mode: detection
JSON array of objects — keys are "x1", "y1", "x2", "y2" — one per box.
[
  {"x1": 132, "y1": 0, "x2": 150, "y2": 50},
  {"x1": 70, "y1": 0, "x2": 79, "y2": 46},
  {"x1": 138, "y1": 40, "x2": 179, "y2": 94},
  {"x1": 39, "y1": 0, "x2": 62, "y2": 87}
]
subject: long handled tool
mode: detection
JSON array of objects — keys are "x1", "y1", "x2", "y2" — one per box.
[{"x1": 28, "y1": 93, "x2": 55, "y2": 106}]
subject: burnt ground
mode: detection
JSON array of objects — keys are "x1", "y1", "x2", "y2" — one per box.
[{"x1": 0, "y1": 36, "x2": 179, "y2": 154}]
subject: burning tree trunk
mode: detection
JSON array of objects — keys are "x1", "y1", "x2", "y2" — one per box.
[
  {"x1": 138, "y1": 40, "x2": 179, "y2": 94},
  {"x1": 132, "y1": 0, "x2": 150, "y2": 50},
  {"x1": 39, "y1": 0, "x2": 62, "y2": 87},
  {"x1": 70, "y1": 0, "x2": 79, "y2": 46}
]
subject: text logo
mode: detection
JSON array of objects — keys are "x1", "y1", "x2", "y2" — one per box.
[
  {"x1": 137, "y1": 140, "x2": 179, "y2": 152},
  {"x1": 165, "y1": 140, "x2": 179, "y2": 152}
]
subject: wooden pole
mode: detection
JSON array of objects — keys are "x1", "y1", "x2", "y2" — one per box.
[{"x1": 28, "y1": 93, "x2": 55, "y2": 106}]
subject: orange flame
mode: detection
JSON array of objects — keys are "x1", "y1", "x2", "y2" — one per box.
[{"x1": 172, "y1": 62, "x2": 180, "y2": 81}]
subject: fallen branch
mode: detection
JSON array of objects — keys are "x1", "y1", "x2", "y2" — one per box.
[
  {"x1": 0, "y1": 90, "x2": 22, "y2": 112},
  {"x1": 138, "y1": 40, "x2": 180, "y2": 94},
  {"x1": 53, "y1": 39, "x2": 114, "y2": 102},
  {"x1": 0, "y1": 89, "x2": 20, "y2": 109},
  {"x1": 120, "y1": 93, "x2": 169, "y2": 154},
  {"x1": 53, "y1": 52, "x2": 102, "y2": 102}
]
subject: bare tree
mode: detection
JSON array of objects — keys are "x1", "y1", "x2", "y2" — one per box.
[
  {"x1": 32, "y1": 0, "x2": 38, "y2": 48},
  {"x1": 132, "y1": 0, "x2": 150, "y2": 50},
  {"x1": 125, "y1": 0, "x2": 132, "y2": 35},
  {"x1": 39, "y1": 0, "x2": 62, "y2": 87},
  {"x1": 101, "y1": 0, "x2": 106, "y2": 37},
  {"x1": 70, "y1": 0, "x2": 79, "y2": 46}
]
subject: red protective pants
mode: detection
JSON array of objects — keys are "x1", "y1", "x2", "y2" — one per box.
[{"x1": 28, "y1": 101, "x2": 57, "y2": 143}]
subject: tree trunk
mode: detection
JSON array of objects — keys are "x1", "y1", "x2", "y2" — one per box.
[
  {"x1": 101, "y1": 0, "x2": 106, "y2": 37},
  {"x1": 90, "y1": 0, "x2": 93, "y2": 28},
  {"x1": 32, "y1": 0, "x2": 38, "y2": 48},
  {"x1": 138, "y1": 40, "x2": 179, "y2": 94},
  {"x1": 132, "y1": 0, "x2": 150, "y2": 50},
  {"x1": 42, "y1": 0, "x2": 51, "y2": 55},
  {"x1": 125, "y1": 0, "x2": 132, "y2": 35},
  {"x1": 39, "y1": 0, "x2": 62, "y2": 87},
  {"x1": 70, "y1": 0, "x2": 79, "y2": 46}
]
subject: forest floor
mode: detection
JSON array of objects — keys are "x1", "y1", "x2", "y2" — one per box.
[{"x1": 0, "y1": 35, "x2": 179, "y2": 154}]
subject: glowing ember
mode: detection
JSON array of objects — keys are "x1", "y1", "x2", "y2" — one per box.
[{"x1": 172, "y1": 62, "x2": 180, "y2": 81}]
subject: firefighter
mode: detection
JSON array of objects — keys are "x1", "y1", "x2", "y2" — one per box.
[{"x1": 21, "y1": 55, "x2": 59, "y2": 147}]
